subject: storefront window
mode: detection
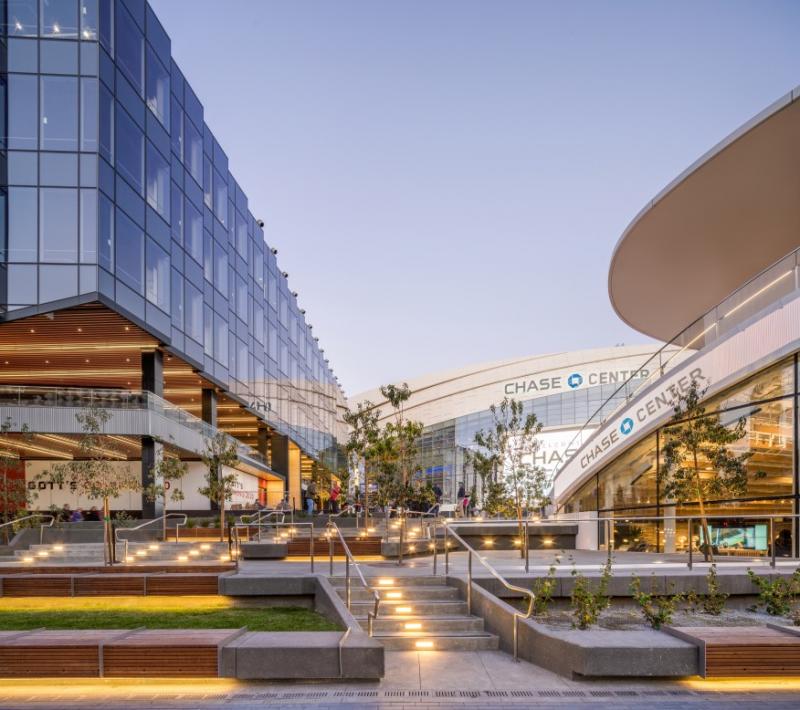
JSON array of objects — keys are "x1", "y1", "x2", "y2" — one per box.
[{"x1": 597, "y1": 434, "x2": 657, "y2": 511}]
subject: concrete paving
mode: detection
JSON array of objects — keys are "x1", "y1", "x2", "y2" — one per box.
[{"x1": 0, "y1": 651, "x2": 799, "y2": 708}]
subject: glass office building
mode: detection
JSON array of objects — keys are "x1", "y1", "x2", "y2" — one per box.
[{"x1": 0, "y1": 0, "x2": 347, "y2": 514}]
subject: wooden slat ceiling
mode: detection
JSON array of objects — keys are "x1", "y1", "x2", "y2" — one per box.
[{"x1": 0, "y1": 302, "x2": 268, "y2": 452}]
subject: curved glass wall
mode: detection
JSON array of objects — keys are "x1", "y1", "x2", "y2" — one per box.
[
  {"x1": 559, "y1": 356, "x2": 798, "y2": 556},
  {"x1": 1, "y1": 0, "x2": 345, "y2": 463}
]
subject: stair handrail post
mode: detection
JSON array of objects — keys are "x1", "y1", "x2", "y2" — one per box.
[
  {"x1": 688, "y1": 516, "x2": 693, "y2": 570},
  {"x1": 432, "y1": 520, "x2": 438, "y2": 576},
  {"x1": 513, "y1": 614, "x2": 519, "y2": 662},
  {"x1": 328, "y1": 526, "x2": 334, "y2": 576},
  {"x1": 467, "y1": 549, "x2": 472, "y2": 616},
  {"x1": 397, "y1": 509, "x2": 405, "y2": 567},
  {"x1": 770, "y1": 517, "x2": 776, "y2": 569},
  {"x1": 444, "y1": 523, "x2": 449, "y2": 579},
  {"x1": 524, "y1": 517, "x2": 529, "y2": 574},
  {"x1": 346, "y1": 553, "x2": 351, "y2": 610},
  {"x1": 310, "y1": 525, "x2": 315, "y2": 573}
]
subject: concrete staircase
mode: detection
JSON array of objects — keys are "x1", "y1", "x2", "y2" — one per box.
[
  {"x1": 331, "y1": 575, "x2": 499, "y2": 651},
  {"x1": 13, "y1": 541, "x2": 231, "y2": 565}
]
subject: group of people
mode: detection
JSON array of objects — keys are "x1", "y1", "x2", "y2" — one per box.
[
  {"x1": 56, "y1": 504, "x2": 101, "y2": 522},
  {"x1": 301, "y1": 480, "x2": 342, "y2": 515}
]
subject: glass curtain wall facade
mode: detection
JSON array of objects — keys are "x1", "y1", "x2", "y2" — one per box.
[
  {"x1": 559, "y1": 356, "x2": 798, "y2": 556},
  {"x1": 416, "y1": 377, "x2": 645, "y2": 501},
  {"x1": 0, "y1": 0, "x2": 345, "y2": 466}
]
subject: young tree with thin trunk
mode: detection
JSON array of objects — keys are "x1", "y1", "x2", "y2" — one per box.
[
  {"x1": 198, "y1": 431, "x2": 240, "y2": 542},
  {"x1": 659, "y1": 380, "x2": 763, "y2": 562},
  {"x1": 471, "y1": 398, "x2": 549, "y2": 556},
  {"x1": 44, "y1": 406, "x2": 140, "y2": 565},
  {"x1": 144, "y1": 453, "x2": 188, "y2": 540},
  {"x1": 343, "y1": 400, "x2": 380, "y2": 523}
]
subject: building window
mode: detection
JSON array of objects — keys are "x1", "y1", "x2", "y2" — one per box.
[
  {"x1": 40, "y1": 187, "x2": 78, "y2": 262},
  {"x1": 7, "y1": 264, "x2": 38, "y2": 305},
  {"x1": 145, "y1": 140, "x2": 169, "y2": 220},
  {"x1": 98, "y1": 191, "x2": 113, "y2": 270},
  {"x1": 213, "y1": 168, "x2": 227, "y2": 225},
  {"x1": 7, "y1": 0, "x2": 39, "y2": 36},
  {"x1": 213, "y1": 240, "x2": 227, "y2": 295},
  {"x1": 115, "y1": 208, "x2": 143, "y2": 293},
  {"x1": 80, "y1": 77, "x2": 98, "y2": 151},
  {"x1": 185, "y1": 282, "x2": 203, "y2": 342},
  {"x1": 41, "y1": 0, "x2": 79, "y2": 38},
  {"x1": 80, "y1": 0, "x2": 98, "y2": 40},
  {"x1": 8, "y1": 187, "x2": 39, "y2": 262},
  {"x1": 171, "y1": 268, "x2": 183, "y2": 329},
  {"x1": 116, "y1": 3, "x2": 143, "y2": 94},
  {"x1": 185, "y1": 199, "x2": 203, "y2": 264},
  {"x1": 145, "y1": 237, "x2": 169, "y2": 311},
  {"x1": 40, "y1": 76, "x2": 79, "y2": 152},
  {"x1": 145, "y1": 44, "x2": 170, "y2": 126},
  {"x1": 116, "y1": 105, "x2": 143, "y2": 194},
  {"x1": 99, "y1": 82, "x2": 113, "y2": 164},
  {"x1": 184, "y1": 116, "x2": 202, "y2": 185},
  {"x1": 79, "y1": 188, "x2": 97, "y2": 262}
]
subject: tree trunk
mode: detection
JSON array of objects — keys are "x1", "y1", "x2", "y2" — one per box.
[
  {"x1": 103, "y1": 498, "x2": 112, "y2": 566},
  {"x1": 219, "y1": 492, "x2": 225, "y2": 543},
  {"x1": 693, "y1": 450, "x2": 714, "y2": 562}
]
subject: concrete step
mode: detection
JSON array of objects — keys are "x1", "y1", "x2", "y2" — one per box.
[
  {"x1": 330, "y1": 575, "x2": 447, "y2": 588},
  {"x1": 349, "y1": 599, "x2": 468, "y2": 616},
  {"x1": 337, "y1": 585, "x2": 460, "y2": 602},
  {"x1": 375, "y1": 632, "x2": 499, "y2": 651},
  {"x1": 359, "y1": 615, "x2": 486, "y2": 633}
]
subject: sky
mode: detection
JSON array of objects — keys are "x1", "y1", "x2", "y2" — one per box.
[{"x1": 150, "y1": 0, "x2": 800, "y2": 396}]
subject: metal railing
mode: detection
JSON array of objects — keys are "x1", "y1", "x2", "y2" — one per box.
[
  {"x1": 239, "y1": 510, "x2": 286, "y2": 540},
  {"x1": 554, "y1": 246, "x2": 800, "y2": 483},
  {"x1": 0, "y1": 384, "x2": 270, "y2": 468},
  {"x1": 0, "y1": 513, "x2": 55, "y2": 545},
  {"x1": 433, "y1": 517, "x2": 534, "y2": 573},
  {"x1": 326, "y1": 521, "x2": 380, "y2": 637},
  {"x1": 440, "y1": 521, "x2": 535, "y2": 661},
  {"x1": 560, "y1": 512, "x2": 800, "y2": 569},
  {"x1": 114, "y1": 513, "x2": 187, "y2": 562}
]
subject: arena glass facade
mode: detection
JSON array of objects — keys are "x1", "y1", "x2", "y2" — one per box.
[{"x1": 0, "y1": 0, "x2": 346, "y2": 514}]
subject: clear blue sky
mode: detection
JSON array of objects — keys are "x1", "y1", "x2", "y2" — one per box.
[{"x1": 151, "y1": 0, "x2": 800, "y2": 395}]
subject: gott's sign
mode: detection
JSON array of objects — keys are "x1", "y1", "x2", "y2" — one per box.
[{"x1": 504, "y1": 368, "x2": 650, "y2": 396}]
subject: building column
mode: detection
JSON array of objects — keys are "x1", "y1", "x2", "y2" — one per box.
[
  {"x1": 141, "y1": 436, "x2": 163, "y2": 519},
  {"x1": 140, "y1": 350, "x2": 164, "y2": 516},
  {"x1": 270, "y1": 433, "x2": 289, "y2": 482},
  {"x1": 201, "y1": 388, "x2": 218, "y2": 511},
  {"x1": 257, "y1": 426, "x2": 269, "y2": 461},
  {"x1": 202, "y1": 388, "x2": 217, "y2": 428},
  {"x1": 141, "y1": 350, "x2": 164, "y2": 398}
]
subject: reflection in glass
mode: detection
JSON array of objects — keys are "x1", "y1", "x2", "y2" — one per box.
[
  {"x1": 145, "y1": 45, "x2": 170, "y2": 126},
  {"x1": 146, "y1": 141, "x2": 170, "y2": 220},
  {"x1": 8, "y1": 75, "x2": 38, "y2": 150},
  {"x1": 116, "y1": 3, "x2": 143, "y2": 93},
  {"x1": 184, "y1": 117, "x2": 202, "y2": 185},
  {"x1": 41, "y1": 0, "x2": 79, "y2": 38},
  {"x1": 185, "y1": 199, "x2": 202, "y2": 263},
  {"x1": 116, "y1": 106, "x2": 143, "y2": 194},
  {"x1": 8, "y1": 187, "x2": 38, "y2": 262},
  {"x1": 80, "y1": 0, "x2": 98, "y2": 39},
  {"x1": 40, "y1": 187, "x2": 78, "y2": 262},
  {"x1": 40, "y1": 265, "x2": 78, "y2": 301},
  {"x1": 80, "y1": 78, "x2": 98, "y2": 151},
  {"x1": 115, "y1": 208, "x2": 143, "y2": 293},
  {"x1": 145, "y1": 238, "x2": 169, "y2": 311},
  {"x1": 99, "y1": 83, "x2": 113, "y2": 164},
  {"x1": 98, "y1": 192, "x2": 113, "y2": 271},
  {"x1": 185, "y1": 282, "x2": 203, "y2": 342},
  {"x1": 41, "y1": 76, "x2": 79, "y2": 151},
  {"x1": 40, "y1": 39, "x2": 79, "y2": 73},
  {"x1": 80, "y1": 188, "x2": 97, "y2": 262},
  {"x1": 7, "y1": 0, "x2": 39, "y2": 36},
  {"x1": 7, "y1": 264, "x2": 38, "y2": 305}
]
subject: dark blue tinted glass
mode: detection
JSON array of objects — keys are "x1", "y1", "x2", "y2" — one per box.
[
  {"x1": 40, "y1": 187, "x2": 79, "y2": 262},
  {"x1": 99, "y1": 191, "x2": 114, "y2": 270},
  {"x1": 41, "y1": 0, "x2": 79, "y2": 38},
  {"x1": 115, "y1": 207, "x2": 143, "y2": 292},
  {"x1": 145, "y1": 43, "x2": 169, "y2": 126},
  {"x1": 81, "y1": 78, "x2": 99, "y2": 151},
  {"x1": 40, "y1": 39, "x2": 79, "y2": 73},
  {"x1": 115, "y1": 3, "x2": 143, "y2": 94},
  {"x1": 8, "y1": 38, "x2": 38, "y2": 72},
  {"x1": 7, "y1": 0, "x2": 39, "y2": 36},
  {"x1": 81, "y1": 0, "x2": 99, "y2": 40},
  {"x1": 115, "y1": 104, "x2": 143, "y2": 193},
  {"x1": 40, "y1": 75, "x2": 79, "y2": 151},
  {"x1": 8, "y1": 74, "x2": 38, "y2": 149},
  {"x1": 8, "y1": 187, "x2": 38, "y2": 261},
  {"x1": 145, "y1": 140, "x2": 169, "y2": 220}
]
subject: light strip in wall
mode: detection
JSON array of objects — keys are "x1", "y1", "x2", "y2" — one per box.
[{"x1": 722, "y1": 270, "x2": 793, "y2": 320}]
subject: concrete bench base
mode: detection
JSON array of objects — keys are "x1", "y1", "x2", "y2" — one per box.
[{"x1": 239, "y1": 542, "x2": 288, "y2": 559}]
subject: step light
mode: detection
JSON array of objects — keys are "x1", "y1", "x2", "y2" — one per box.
[
  {"x1": 415, "y1": 640, "x2": 434, "y2": 649},
  {"x1": 37, "y1": 550, "x2": 49, "y2": 557},
  {"x1": 148, "y1": 544, "x2": 160, "y2": 551},
  {"x1": 396, "y1": 606, "x2": 413, "y2": 614},
  {"x1": 386, "y1": 591, "x2": 402, "y2": 599},
  {"x1": 177, "y1": 555, "x2": 188, "y2": 562},
  {"x1": 52, "y1": 544, "x2": 64, "y2": 552},
  {"x1": 200, "y1": 543, "x2": 211, "y2": 550},
  {"x1": 22, "y1": 556, "x2": 34, "y2": 563},
  {"x1": 377, "y1": 578, "x2": 395, "y2": 586},
  {"x1": 188, "y1": 549, "x2": 200, "y2": 556},
  {"x1": 404, "y1": 622, "x2": 422, "y2": 630}
]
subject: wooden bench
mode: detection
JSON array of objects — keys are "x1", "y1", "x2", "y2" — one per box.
[
  {"x1": 145, "y1": 573, "x2": 221, "y2": 595},
  {"x1": 1, "y1": 575, "x2": 73, "y2": 597},
  {"x1": 0, "y1": 630, "x2": 124, "y2": 677},
  {"x1": 0, "y1": 573, "x2": 227, "y2": 597},
  {"x1": 666, "y1": 625, "x2": 800, "y2": 677},
  {"x1": 102, "y1": 629, "x2": 244, "y2": 677},
  {"x1": 287, "y1": 536, "x2": 382, "y2": 556},
  {"x1": 74, "y1": 575, "x2": 146, "y2": 596}
]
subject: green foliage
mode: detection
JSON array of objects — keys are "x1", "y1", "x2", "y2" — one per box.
[
  {"x1": 702, "y1": 564, "x2": 728, "y2": 615},
  {"x1": 659, "y1": 380, "x2": 763, "y2": 559},
  {"x1": 469, "y1": 398, "x2": 549, "y2": 518},
  {"x1": 532, "y1": 556, "x2": 561, "y2": 615},
  {"x1": 198, "y1": 431, "x2": 240, "y2": 539},
  {"x1": 112, "y1": 510, "x2": 134, "y2": 525},
  {"x1": 570, "y1": 554, "x2": 612, "y2": 629},
  {"x1": 747, "y1": 568, "x2": 800, "y2": 616},
  {"x1": 630, "y1": 575, "x2": 682, "y2": 630},
  {"x1": 144, "y1": 453, "x2": 188, "y2": 509},
  {"x1": 343, "y1": 400, "x2": 380, "y2": 508},
  {"x1": 0, "y1": 418, "x2": 36, "y2": 542}
]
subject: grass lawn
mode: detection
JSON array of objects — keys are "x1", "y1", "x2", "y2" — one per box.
[{"x1": 0, "y1": 596, "x2": 340, "y2": 631}]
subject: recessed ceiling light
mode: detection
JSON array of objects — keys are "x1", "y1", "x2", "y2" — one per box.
[
  {"x1": 29, "y1": 329, "x2": 35, "y2": 333},
  {"x1": 77, "y1": 327, "x2": 82, "y2": 332}
]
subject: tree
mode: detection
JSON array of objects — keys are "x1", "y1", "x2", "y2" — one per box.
[
  {"x1": 471, "y1": 398, "x2": 549, "y2": 556},
  {"x1": 0, "y1": 419, "x2": 35, "y2": 544},
  {"x1": 343, "y1": 400, "x2": 380, "y2": 523},
  {"x1": 659, "y1": 380, "x2": 763, "y2": 562},
  {"x1": 198, "y1": 431, "x2": 240, "y2": 541},
  {"x1": 144, "y1": 452, "x2": 188, "y2": 539},
  {"x1": 44, "y1": 405, "x2": 140, "y2": 565}
]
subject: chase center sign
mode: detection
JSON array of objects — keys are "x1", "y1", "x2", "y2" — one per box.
[{"x1": 503, "y1": 367, "x2": 650, "y2": 396}]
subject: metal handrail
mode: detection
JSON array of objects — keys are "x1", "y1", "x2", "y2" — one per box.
[
  {"x1": 441, "y1": 521, "x2": 535, "y2": 661},
  {"x1": 239, "y1": 510, "x2": 285, "y2": 540},
  {"x1": 114, "y1": 513, "x2": 188, "y2": 563},
  {"x1": 233, "y1": 521, "x2": 315, "y2": 572},
  {"x1": 0, "y1": 514, "x2": 55, "y2": 545},
  {"x1": 326, "y1": 521, "x2": 379, "y2": 637}
]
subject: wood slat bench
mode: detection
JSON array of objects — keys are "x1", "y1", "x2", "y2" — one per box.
[
  {"x1": 0, "y1": 630, "x2": 124, "y2": 677},
  {"x1": 0, "y1": 564, "x2": 234, "y2": 575},
  {"x1": 102, "y1": 629, "x2": 244, "y2": 677},
  {"x1": 287, "y1": 537, "x2": 382, "y2": 556},
  {"x1": 666, "y1": 625, "x2": 800, "y2": 677},
  {"x1": 0, "y1": 573, "x2": 226, "y2": 597}
]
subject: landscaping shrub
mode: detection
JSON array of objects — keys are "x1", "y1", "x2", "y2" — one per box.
[
  {"x1": 630, "y1": 575, "x2": 682, "y2": 630},
  {"x1": 569, "y1": 554, "x2": 612, "y2": 630},
  {"x1": 746, "y1": 568, "x2": 800, "y2": 616},
  {"x1": 532, "y1": 556, "x2": 561, "y2": 616},
  {"x1": 702, "y1": 564, "x2": 728, "y2": 615}
]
